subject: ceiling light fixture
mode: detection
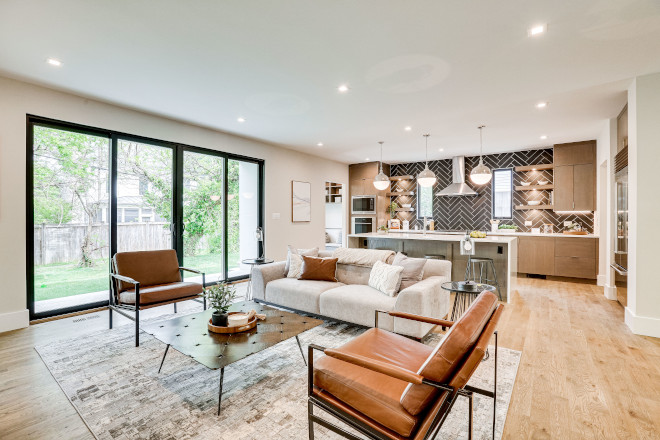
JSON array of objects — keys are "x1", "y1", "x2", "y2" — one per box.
[
  {"x1": 46, "y1": 58, "x2": 62, "y2": 67},
  {"x1": 528, "y1": 24, "x2": 546, "y2": 36},
  {"x1": 535, "y1": 101, "x2": 548, "y2": 109},
  {"x1": 365, "y1": 157, "x2": 370, "y2": 161},
  {"x1": 417, "y1": 134, "x2": 437, "y2": 187},
  {"x1": 404, "y1": 126, "x2": 412, "y2": 131},
  {"x1": 373, "y1": 141, "x2": 390, "y2": 191},
  {"x1": 337, "y1": 84, "x2": 349, "y2": 93},
  {"x1": 237, "y1": 117, "x2": 246, "y2": 123},
  {"x1": 438, "y1": 148, "x2": 444, "y2": 152},
  {"x1": 540, "y1": 135, "x2": 548, "y2": 140},
  {"x1": 317, "y1": 142, "x2": 324, "y2": 147},
  {"x1": 470, "y1": 125, "x2": 492, "y2": 185}
]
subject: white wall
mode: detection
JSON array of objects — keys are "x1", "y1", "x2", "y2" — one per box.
[
  {"x1": 595, "y1": 118, "x2": 617, "y2": 300},
  {"x1": 0, "y1": 76, "x2": 348, "y2": 332},
  {"x1": 626, "y1": 73, "x2": 660, "y2": 337}
]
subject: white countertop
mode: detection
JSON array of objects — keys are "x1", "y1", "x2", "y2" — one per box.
[
  {"x1": 348, "y1": 232, "x2": 518, "y2": 244},
  {"x1": 366, "y1": 229, "x2": 598, "y2": 239}
]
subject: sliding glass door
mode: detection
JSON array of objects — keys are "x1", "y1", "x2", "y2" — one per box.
[
  {"x1": 31, "y1": 124, "x2": 111, "y2": 315},
  {"x1": 28, "y1": 116, "x2": 264, "y2": 319}
]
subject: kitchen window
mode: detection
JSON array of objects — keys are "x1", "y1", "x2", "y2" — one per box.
[
  {"x1": 417, "y1": 184, "x2": 433, "y2": 219},
  {"x1": 492, "y1": 168, "x2": 513, "y2": 219}
]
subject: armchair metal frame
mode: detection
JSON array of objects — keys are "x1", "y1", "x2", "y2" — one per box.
[
  {"x1": 109, "y1": 266, "x2": 206, "y2": 347},
  {"x1": 307, "y1": 309, "x2": 498, "y2": 440}
]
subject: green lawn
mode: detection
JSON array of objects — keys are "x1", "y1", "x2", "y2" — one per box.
[{"x1": 35, "y1": 252, "x2": 240, "y2": 302}]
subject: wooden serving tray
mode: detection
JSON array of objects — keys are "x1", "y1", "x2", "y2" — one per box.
[
  {"x1": 563, "y1": 231, "x2": 588, "y2": 235},
  {"x1": 207, "y1": 312, "x2": 257, "y2": 334}
]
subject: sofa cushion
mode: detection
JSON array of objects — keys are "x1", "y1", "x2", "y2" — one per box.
[
  {"x1": 265, "y1": 278, "x2": 344, "y2": 314},
  {"x1": 285, "y1": 246, "x2": 319, "y2": 275},
  {"x1": 113, "y1": 249, "x2": 181, "y2": 292},
  {"x1": 287, "y1": 253, "x2": 304, "y2": 278},
  {"x1": 299, "y1": 256, "x2": 338, "y2": 282},
  {"x1": 421, "y1": 258, "x2": 452, "y2": 280},
  {"x1": 368, "y1": 261, "x2": 404, "y2": 296},
  {"x1": 392, "y1": 253, "x2": 426, "y2": 290},
  {"x1": 119, "y1": 281, "x2": 203, "y2": 305},
  {"x1": 314, "y1": 328, "x2": 432, "y2": 437},
  {"x1": 400, "y1": 291, "x2": 499, "y2": 415},
  {"x1": 335, "y1": 263, "x2": 372, "y2": 286},
  {"x1": 320, "y1": 284, "x2": 397, "y2": 329}
]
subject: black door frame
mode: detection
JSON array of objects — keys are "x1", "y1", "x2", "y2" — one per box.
[{"x1": 26, "y1": 115, "x2": 265, "y2": 320}]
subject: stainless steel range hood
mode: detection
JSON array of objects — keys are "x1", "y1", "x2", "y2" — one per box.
[{"x1": 436, "y1": 156, "x2": 477, "y2": 197}]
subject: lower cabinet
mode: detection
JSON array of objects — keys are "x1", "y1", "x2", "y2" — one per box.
[{"x1": 518, "y1": 236, "x2": 598, "y2": 279}]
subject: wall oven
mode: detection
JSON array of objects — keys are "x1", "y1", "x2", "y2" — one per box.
[
  {"x1": 351, "y1": 195, "x2": 376, "y2": 215},
  {"x1": 352, "y1": 217, "x2": 376, "y2": 234}
]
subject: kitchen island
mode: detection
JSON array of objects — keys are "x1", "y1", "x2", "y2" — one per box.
[{"x1": 348, "y1": 232, "x2": 518, "y2": 302}]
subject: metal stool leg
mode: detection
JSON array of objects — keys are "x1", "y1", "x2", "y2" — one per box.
[{"x1": 488, "y1": 260, "x2": 502, "y2": 300}]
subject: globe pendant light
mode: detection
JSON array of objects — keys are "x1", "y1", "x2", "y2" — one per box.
[
  {"x1": 373, "y1": 141, "x2": 390, "y2": 191},
  {"x1": 470, "y1": 125, "x2": 492, "y2": 185},
  {"x1": 417, "y1": 134, "x2": 437, "y2": 187}
]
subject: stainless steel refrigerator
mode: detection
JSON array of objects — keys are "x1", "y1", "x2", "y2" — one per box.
[{"x1": 611, "y1": 147, "x2": 628, "y2": 306}]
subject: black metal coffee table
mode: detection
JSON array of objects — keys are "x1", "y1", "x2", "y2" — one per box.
[
  {"x1": 142, "y1": 300, "x2": 323, "y2": 415},
  {"x1": 441, "y1": 281, "x2": 497, "y2": 321}
]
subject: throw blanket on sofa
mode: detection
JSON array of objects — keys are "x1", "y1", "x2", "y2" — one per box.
[{"x1": 332, "y1": 248, "x2": 394, "y2": 267}]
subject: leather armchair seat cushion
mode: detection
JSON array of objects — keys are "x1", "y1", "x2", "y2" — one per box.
[
  {"x1": 119, "y1": 281, "x2": 203, "y2": 305},
  {"x1": 265, "y1": 278, "x2": 345, "y2": 314},
  {"x1": 314, "y1": 328, "x2": 432, "y2": 437},
  {"x1": 113, "y1": 249, "x2": 181, "y2": 292},
  {"x1": 319, "y1": 284, "x2": 397, "y2": 331}
]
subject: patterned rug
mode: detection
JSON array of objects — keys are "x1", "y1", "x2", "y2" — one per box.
[{"x1": 35, "y1": 314, "x2": 520, "y2": 440}]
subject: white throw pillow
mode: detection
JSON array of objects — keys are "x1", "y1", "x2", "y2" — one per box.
[
  {"x1": 287, "y1": 253, "x2": 304, "y2": 278},
  {"x1": 368, "y1": 260, "x2": 404, "y2": 297},
  {"x1": 285, "y1": 246, "x2": 319, "y2": 275}
]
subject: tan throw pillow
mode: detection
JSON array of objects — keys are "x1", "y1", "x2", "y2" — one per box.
[
  {"x1": 285, "y1": 246, "x2": 319, "y2": 275},
  {"x1": 299, "y1": 256, "x2": 339, "y2": 282},
  {"x1": 392, "y1": 252, "x2": 426, "y2": 291},
  {"x1": 287, "y1": 253, "x2": 304, "y2": 278},
  {"x1": 368, "y1": 260, "x2": 404, "y2": 296}
]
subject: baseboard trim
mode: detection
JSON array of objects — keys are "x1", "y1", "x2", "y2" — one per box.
[
  {"x1": 0, "y1": 309, "x2": 30, "y2": 333},
  {"x1": 625, "y1": 307, "x2": 660, "y2": 338},
  {"x1": 604, "y1": 284, "x2": 617, "y2": 301},
  {"x1": 597, "y1": 274, "x2": 606, "y2": 287}
]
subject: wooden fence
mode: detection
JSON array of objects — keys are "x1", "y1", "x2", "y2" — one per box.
[{"x1": 33, "y1": 222, "x2": 172, "y2": 265}]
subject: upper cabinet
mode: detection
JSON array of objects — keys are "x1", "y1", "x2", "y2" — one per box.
[{"x1": 553, "y1": 141, "x2": 596, "y2": 212}]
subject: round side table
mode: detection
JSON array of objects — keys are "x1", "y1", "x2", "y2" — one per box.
[
  {"x1": 242, "y1": 258, "x2": 274, "y2": 301},
  {"x1": 441, "y1": 281, "x2": 496, "y2": 321}
]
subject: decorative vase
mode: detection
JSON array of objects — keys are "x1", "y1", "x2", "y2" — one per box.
[{"x1": 212, "y1": 312, "x2": 229, "y2": 327}]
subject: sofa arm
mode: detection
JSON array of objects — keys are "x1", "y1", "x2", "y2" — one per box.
[
  {"x1": 393, "y1": 276, "x2": 451, "y2": 338},
  {"x1": 251, "y1": 261, "x2": 286, "y2": 300}
]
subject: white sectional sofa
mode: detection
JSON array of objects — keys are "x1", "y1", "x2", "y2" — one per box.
[{"x1": 251, "y1": 249, "x2": 451, "y2": 338}]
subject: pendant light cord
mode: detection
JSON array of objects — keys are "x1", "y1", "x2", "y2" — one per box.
[
  {"x1": 424, "y1": 134, "x2": 430, "y2": 166},
  {"x1": 378, "y1": 141, "x2": 384, "y2": 172}
]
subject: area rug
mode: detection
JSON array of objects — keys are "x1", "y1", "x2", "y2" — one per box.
[{"x1": 35, "y1": 315, "x2": 520, "y2": 440}]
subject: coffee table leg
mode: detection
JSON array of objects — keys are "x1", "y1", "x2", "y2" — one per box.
[
  {"x1": 217, "y1": 367, "x2": 225, "y2": 416},
  {"x1": 295, "y1": 335, "x2": 307, "y2": 366},
  {"x1": 158, "y1": 344, "x2": 170, "y2": 374}
]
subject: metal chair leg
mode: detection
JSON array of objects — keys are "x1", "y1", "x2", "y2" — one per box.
[
  {"x1": 135, "y1": 309, "x2": 140, "y2": 347},
  {"x1": 174, "y1": 302, "x2": 177, "y2": 313},
  {"x1": 468, "y1": 392, "x2": 474, "y2": 440},
  {"x1": 493, "y1": 331, "x2": 498, "y2": 440},
  {"x1": 109, "y1": 307, "x2": 113, "y2": 329},
  {"x1": 308, "y1": 401, "x2": 315, "y2": 440}
]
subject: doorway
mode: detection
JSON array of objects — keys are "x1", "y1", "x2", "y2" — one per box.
[{"x1": 324, "y1": 182, "x2": 344, "y2": 250}]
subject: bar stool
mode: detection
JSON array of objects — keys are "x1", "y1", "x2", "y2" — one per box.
[{"x1": 465, "y1": 256, "x2": 502, "y2": 300}]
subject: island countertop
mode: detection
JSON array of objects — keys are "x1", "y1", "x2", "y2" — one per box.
[{"x1": 348, "y1": 232, "x2": 518, "y2": 244}]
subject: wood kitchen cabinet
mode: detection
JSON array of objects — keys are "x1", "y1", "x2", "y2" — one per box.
[
  {"x1": 518, "y1": 236, "x2": 598, "y2": 279},
  {"x1": 553, "y1": 141, "x2": 596, "y2": 212},
  {"x1": 518, "y1": 236, "x2": 555, "y2": 275}
]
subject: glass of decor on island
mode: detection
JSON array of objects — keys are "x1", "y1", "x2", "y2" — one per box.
[
  {"x1": 205, "y1": 281, "x2": 236, "y2": 326},
  {"x1": 377, "y1": 225, "x2": 389, "y2": 235}
]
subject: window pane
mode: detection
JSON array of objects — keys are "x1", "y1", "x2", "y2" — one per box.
[
  {"x1": 228, "y1": 159, "x2": 260, "y2": 277},
  {"x1": 32, "y1": 126, "x2": 110, "y2": 314},
  {"x1": 417, "y1": 184, "x2": 433, "y2": 218},
  {"x1": 492, "y1": 169, "x2": 513, "y2": 219}
]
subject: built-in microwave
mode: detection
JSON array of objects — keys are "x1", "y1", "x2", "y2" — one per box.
[
  {"x1": 352, "y1": 217, "x2": 376, "y2": 234},
  {"x1": 351, "y1": 195, "x2": 376, "y2": 214}
]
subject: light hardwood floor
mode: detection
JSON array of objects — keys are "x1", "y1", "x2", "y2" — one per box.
[{"x1": 1, "y1": 277, "x2": 659, "y2": 439}]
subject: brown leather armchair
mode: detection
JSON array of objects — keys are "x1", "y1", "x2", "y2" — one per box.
[
  {"x1": 308, "y1": 291, "x2": 502, "y2": 440},
  {"x1": 109, "y1": 249, "x2": 206, "y2": 346}
]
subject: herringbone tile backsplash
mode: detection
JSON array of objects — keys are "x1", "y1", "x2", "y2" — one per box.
[{"x1": 390, "y1": 148, "x2": 594, "y2": 233}]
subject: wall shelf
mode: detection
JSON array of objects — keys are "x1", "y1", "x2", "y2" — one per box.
[
  {"x1": 515, "y1": 204, "x2": 554, "y2": 210},
  {"x1": 515, "y1": 184, "x2": 554, "y2": 191},
  {"x1": 387, "y1": 191, "x2": 415, "y2": 196},
  {"x1": 514, "y1": 164, "x2": 554, "y2": 172},
  {"x1": 390, "y1": 175, "x2": 414, "y2": 181}
]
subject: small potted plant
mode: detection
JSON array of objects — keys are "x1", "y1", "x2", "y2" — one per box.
[
  {"x1": 377, "y1": 225, "x2": 389, "y2": 235},
  {"x1": 386, "y1": 201, "x2": 399, "y2": 219},
  {"x1": 205, "y1": 282, "x2": 236, "y2": 326}
]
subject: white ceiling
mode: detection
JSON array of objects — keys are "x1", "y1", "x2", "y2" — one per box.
[{"x1": 1, "y1": 0, "x2": 658, "y2": 163}]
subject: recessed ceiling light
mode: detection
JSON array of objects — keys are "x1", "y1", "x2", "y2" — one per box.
[
  {"x1": 438, "y1": 148, "x2": 444, "y2": 152},
  {"x1": 337, "y1": 84, "x2": 349, "y2": 93},
  {"x1": 528, "y1": 24, "x2": 546, "y2": 37},
  {"x1": 540, "y1": 135, "x2": 548, "y2": 140},
  {"x1": 317, "y1": 142, "x2": 323, "y2": 147},
  {"x1": 404, "y1": 126, "x2": 412, "y2": 131},
  {"x1": 237, "y1": 117, "x2": 246, "y2": 123},
  {"x1": 365, "y1": 157, "x2": 370, "y2": 161},
  {"x1": 46, "y1": 58, "x2": 62, "y2": 67},
  {"x1": 535, "y1": 101, "x2": 548, "y2": 109}
]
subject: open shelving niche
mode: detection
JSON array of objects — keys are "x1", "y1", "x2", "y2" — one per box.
[
  {"x1": 388, "y1": 175, "x2": 416, "y2": 218},
  {"x1": 514, "y1": 163, "x2": 554, "y2": 210}
]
